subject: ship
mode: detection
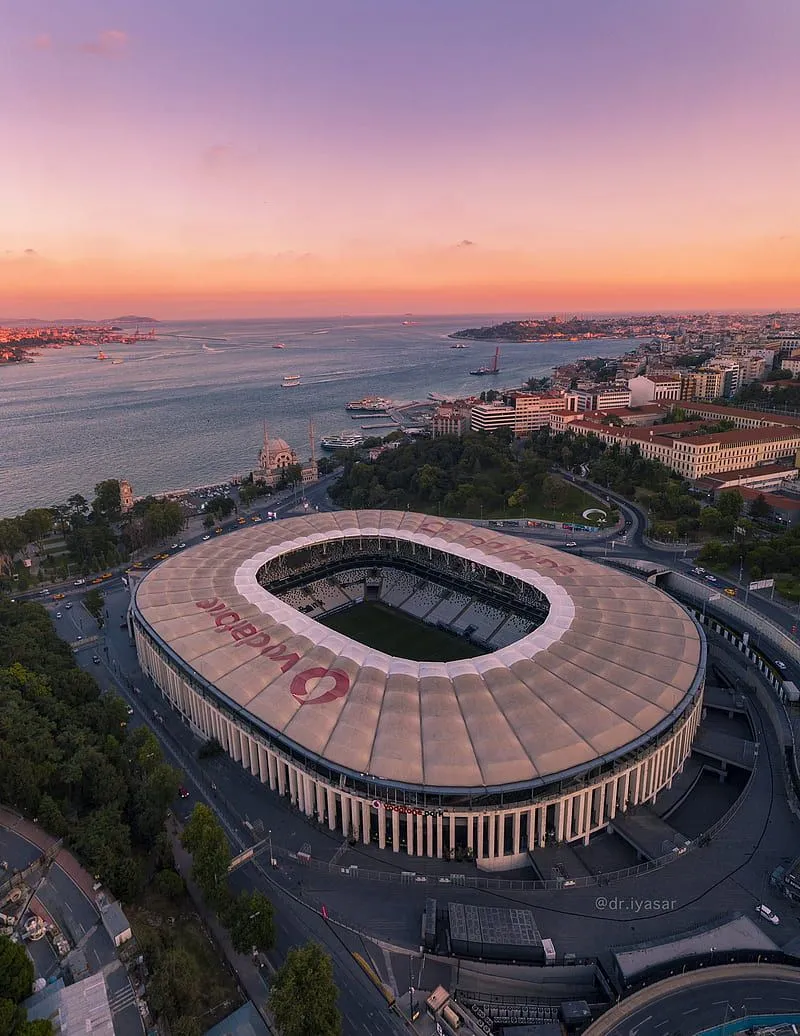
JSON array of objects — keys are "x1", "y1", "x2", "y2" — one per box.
[
  {"x1": 272, "y1": 342, "x2": 286, "y2": 349},
  {"x1": 450, "y1": 342, "x2": 468, "y2": 349},
  {"x1": 469, "y1": 346, "x2": 501, "y2": 376},
  {"x1": 345, "y1": 396, "x2": 392, "y2": 412},
  {"x1": 319, "y1": 431, "x2": 364, "y2": 450},
  {"x1": 281, "y1": 374, "x2": 301, "y2": 388},
  {"x1": 97, "y1": 349, "x2": 108, "y2": 361},
  {"x1": 111, "y1": 359, "x2": 124, "y2": 364}
]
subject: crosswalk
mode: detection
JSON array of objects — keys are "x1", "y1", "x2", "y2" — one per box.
[{"x1": 107, "y1": 984, "x2": 137, "y2": 1015}]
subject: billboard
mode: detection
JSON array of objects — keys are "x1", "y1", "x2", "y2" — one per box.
[{"x1": 748, "y1": 578, "x2": 774, "y2": 591}]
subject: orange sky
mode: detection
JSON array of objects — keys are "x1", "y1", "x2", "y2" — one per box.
[{"x1": 2, "y1": 1, "x2": 799, "y2": 317}]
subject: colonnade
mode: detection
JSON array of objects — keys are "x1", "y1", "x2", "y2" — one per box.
[{"x1": 135, "y1": 624, "x2": 703, "y2": 870}]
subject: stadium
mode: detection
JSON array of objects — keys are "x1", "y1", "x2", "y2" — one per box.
[{"x1": 130, "y1": 510, "x2": 706, "y2": 871}]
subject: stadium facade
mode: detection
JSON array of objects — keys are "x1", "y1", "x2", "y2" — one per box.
[{"x1": 131, "y1": 510, "x2": 705, "y2": 871}]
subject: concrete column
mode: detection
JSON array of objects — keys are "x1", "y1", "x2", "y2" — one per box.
[
  {"x1": 288, "y1": 768, "x2": 299, "y2": 807},
  {"x1": 512, "y1": 811, "x2": 521, "y2": 855},
  {"x1": 467, "y1": 815, "x2": 475, "y2": 854},
  {"x1": 487, "y1": 815, "x2": 496, "y2": 858},
  {"x1": 315, "y1": 782, "x2": 326, "y2": 823},
  {"x1": 426, "y1": 816, "x2": 434, "y2": 858},
  {"x1": 534, "y1": 806, "x2": 545, "y2": 848},
  {"x1": 249, "y1": 737, "x2": 259, "y2": 777},
  {"x1": 267, "y1": 752, "x2": 278, "y2": 791},
  {"x1": 406, "y1": 813, "x2": 414, "y2": 855},
  {"x1": 326, "y1": 787, "x2": 337, "y2": 831},
  {"x1": 608, "y1": 777, "x2": 618, "y2": 821},
  {"x1": 350, "y1": 797, "x2": 361, "y2": 839},
  {"x1": 555, "y1": 799, "x2": 566, "y2": 842},
  {"x1": 632, "y1": 763, "x2": 642, "y2": 805},
  {"x1": 436, "y1": 815, "x2": 444, "y2": 859},
  {"x1": 257, "y1": 744, "x2": 268, "y2": 784},
  {"x1": 564, "y1": 797, "x2": 574, "y2": 840},
  {"x1": 276, "y1": 759, "x2": 287, "y2": 797},
  {"x1": 476, "y1": 815, "x2": 484, "y2": 858},
  {"x1": 338, "y1": 794, "x2": 348, "y2": 837},
  {"x1": 392, "y1": 810, "x2": 400, "y2": 852},
  {"x1": 378, "y1": 806, "x2": 387, "y2": 849},
  {"x1": 361, "y1": 800, "x2": 371, "y2": 845},
  {"x1": 303, "y1": 776, "x2": 315, "y2": 816},
  {"x1": 448, "y1": 814, "x2": 456, "y2": 857},
  {"x1": 416, "y1": 814, "x2": 424, "y2": 857}
]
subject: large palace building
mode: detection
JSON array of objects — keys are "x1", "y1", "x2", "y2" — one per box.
[{"x1": 130, "y1": 511, "x2": 705, "y2": 871}]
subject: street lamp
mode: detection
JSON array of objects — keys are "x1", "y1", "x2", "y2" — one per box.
[{"x1": 268, "y1": 828, "x2": 273, "y2": 867}]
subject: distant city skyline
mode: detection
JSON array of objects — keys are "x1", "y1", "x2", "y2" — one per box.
[{"x1": 3, "y1": 0, "x2": 799, "y2": 318}]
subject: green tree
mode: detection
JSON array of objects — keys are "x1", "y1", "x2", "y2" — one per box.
[
  {"x1": 93, "y1": 480, "x2": 122, "y2": 524},
  {"x1": 0, "y1": 999, "x2": 24, "y2": 1036},
  {"x1": 180, "y1": 804, "x2": 231, "y2": 908},
  {"x1": 541, "y1": 475, "x2": 568, "y2": 512},
  {"x1": 83, "y1": 588, "x2": 104, "y2": 623},
  {"x1": 225, "y1": 889, "x2": 276, "y2": 954},
  {"x1": 0, "y1": 936, "x2": 34, "y2": 1003},
  {"x1": 749, "y1": 494, "x2": 773, "y2": 520},
  {"x1": 717, "y1": 489, "x2": 744, "y2": 521},
  {"x1": 148, "y1": 947, "x2": 202, "y2": 1022},
  {"x1": 268, "y1": 942, "x2": 341, "y2": 1036},
  {"x1": 153, "y1": 869, "x2": 185, "y2": 900}
]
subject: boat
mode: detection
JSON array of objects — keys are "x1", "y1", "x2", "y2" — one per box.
[
  {"x1": 281, "y1": 374, "x2": 301, "y2": 388},
  {"x1": 320, "y1": 432, "x2": 364, "y2": 450},
  {"x1": 111, "y1": 359, "x2": 124, "y2": 364},
  {"x1": 402, "y1": 320, "x2": 418, "y2": 326},
  {"x1": 272, "y1": 342, "x2": 286, "y2": 349},
  {"x1": 450, "y1": 342, "x2": 468, "y2": 349},
  {"x1": 97, "y1": 349, "x2": 108, "y2": 361},
  {"x1": 470, "y1": 346, "x2": 501, "y2": 376},
  {"x1": 345, "y1": 396, "x2": 392, "y2": 412}
]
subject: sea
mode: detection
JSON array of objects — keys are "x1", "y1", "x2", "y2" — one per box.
[{"x1": 0, "y1": 314, "x2": 641, "y2": 518}]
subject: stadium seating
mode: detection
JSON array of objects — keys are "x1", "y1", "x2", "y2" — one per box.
[{"x1": 426, "y1": 591, "x2": 472, "y2": 627}]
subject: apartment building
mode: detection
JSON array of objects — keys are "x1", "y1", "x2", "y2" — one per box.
[
  {"x1": 509, "y1": 392, "x2": 568, "y2": 434},
  {"x1": 680, "y1": 368, "x2": 724, "y2": 401},
  {"x1": 564, "y1": 385, "x2": 632, "y2": 412},
  {"x1": 780, "y1": 351, "x2": 800, "y2": 376},
  {"x1": 469, "y1": 402, "x2": 516, "y2": 433},
  {"x1": 679, "y1": 402, "x2": 800, "y2": 432},
  {"x1": 627, "y1": 374, "x2": 682, "y2": 406},
  {"x1": 431, "y1": 401, "x2": 472, "y2": 438},
  {"x1": 560, "y1": 418, "x2": 800, "y2": 480}
]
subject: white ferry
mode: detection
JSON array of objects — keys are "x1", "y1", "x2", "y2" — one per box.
[
  {"x1": 319, "y1": 432, "x2": 364, "y2": 451},
  {"x1": 345, "y1": 396, "x2": 392, "y2": 412},
  {"x1": 281, "y1": 374, "x2": 301, "y2": 388}
]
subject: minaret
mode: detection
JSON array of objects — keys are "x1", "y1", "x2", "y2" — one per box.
[{"x1": 261, "y1": 421, "x2": 271, "y2": 471}]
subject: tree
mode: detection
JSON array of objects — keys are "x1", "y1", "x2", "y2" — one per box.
[
  {"x1": 0, "y1": 999, "x2": 24, "y2": 1036},
  {"x1": 717, "y1": 489, "x2": 744, "y2": 521},
  {"x1": 541, "y1": 475, "x2": 568, "y2": 512},
  {"x1": 180, "y1": 803, "x2": 231, "y2": 908},
  {"x1": 268, "y1": 942, "x2": 341, "y2": 1036},
  {"x1": 83, "y1": 588, "x2": 104, "y2": 623},
  {"x1": 93, "y1": 480, "x2": 122, "y2": 524},
  {"x1": 0, "y1": 936, "x2": 33, "y2": 1003},
  {"x1": 225, "y1": 889, "x2": 276, "y2": 954},
  {"x1": 153, "y1": 869, "x2": 184, "y2": 900},
  {"x1": 749, "y1": 493, "x2": 773, "y2": 520},
  {"x1": 148, "y1": 947, "x2": 202, "y2": 1022}
]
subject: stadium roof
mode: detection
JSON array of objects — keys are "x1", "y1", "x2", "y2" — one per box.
[{"x1": 133, "y1": 510, "x2": 703, "y2": 792}]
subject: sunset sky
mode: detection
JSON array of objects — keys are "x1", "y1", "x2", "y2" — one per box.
[{"x1": 2, "y1": 0, "x2": 799, "y2": 318}]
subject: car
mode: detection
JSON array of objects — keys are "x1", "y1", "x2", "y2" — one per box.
[
  {"x1": 92, "y1": 655, "x2": 100, "y2": 664},
  {"x1": 120, "y1": 621, "x2": 128, "y2": 629},
  {"x1": 178, "y1": 786, "x2": 190, "y2": 799},
  {"x1": 55, "y1": 611, "x2": 62, "y2": 619},
  {"x1": 171, "y1": 543, "x2": 179, "y2": 549},
  {"x1": 91, "y1": 577, "x2": 103, "y2": 584},
  {"x1": 53, "y1": 592, "x2": 65, "y2": 600},
  {"x1": 179, "y1": 543, "x2": 186, "y2": 548},
  {"x1": 76, "y1": 634, "x2": 82, "y2": 641},
  {"x1": 214, "y1": 527, "x2": 223, "y2": 534},
  {"x1": 775, "y1": 660, "x2": 787, "y2": 671},
  {"x1": 724, "y1": 587, "x2": 736, "y2": 597},
  {"x1": 237, "y1": 517, "x2": 247, "y2": 525},
  {"x1": 64, "y1": 603, "x2": 72, "y2": 610},
  {"x1": 102, "y1": 572, "x2": 112, "y2": 579},
  {"x1": 73, "y1": 578, "x2": 86, "y2": 586},
  {"x1": 756, "y1": 904, "x2": 780, "y2": 925},
  {"x1": 705, "y1": 575, "x2": 717, "y2": 583},
  {"x1": 202, "y1": 534, "x2": 211, "y2": 541},
  {"x1": 126, "y1": 705, "x2": 134, "y2": 715},
  {"x1": 40, "y1": 589, "x2": 50, "y2": 596}
]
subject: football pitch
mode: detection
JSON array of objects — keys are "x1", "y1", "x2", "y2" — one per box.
[{"x1": 318, "y1": 602, "x2": 485, "y2": 661}]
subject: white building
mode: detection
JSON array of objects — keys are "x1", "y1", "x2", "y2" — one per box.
[
  {"x1": 627, "y1": 374, "x2": 682, "y2": 407},
  {"x1": 565, "y1": 386, "x2": 632, "y2": 412},
  {"x1": 470, "y1": 402, "x2": 516, "y2": 433}
]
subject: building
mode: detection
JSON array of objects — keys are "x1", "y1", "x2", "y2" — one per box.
[
  {"x1": 119, "y1": 479, "x2": 134, "y2": 513},
  {"x1": 627, "y1": 374, "x2": 682, "y2": 407},
  {"x1": 431, "y1": 401, "x2": 472, "y2": 438},
  {"x1": 205, "y1": 1001, "x2": 271, "y2": 1036},
  {"x1": 565, "y1": 385, "x2": 632, "y2": 412},
  {"x1": 131, "y1": 511, "x2": 705, "y2": 871},
  {"x1": 562, "y1": 417, "x2": 800, "y2": 480},
  {"x1": 254, "y1": 430, "x2": 318, "y2": 487},
  {"x1": 680, "y1": 368, "x2": 724, "y2": 401},
  {"x1": 781, "y1": 352, "x2": 800, "y2": 376},
  {"x1": 23, "y1": 973, "x2": 114, "y2": 1036},
  {"x1": 100, "y1": 901, "x2": 132, "y2": 947},
  {"x1": 679, "y1": 402, "x2": 800, "y2": 432},
  {"x1": 469, "y1": 402, "x2": 516, "y2": 433},
  {"x1": 696, "y1": 462, "x2": 799, "y2": 495},
  {"x1": 509, "y1": 392, "x2": 569, "y2": 434}
]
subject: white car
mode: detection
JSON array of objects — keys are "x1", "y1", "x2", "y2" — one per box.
[
  {"x1": 55, "y1": 611, "x2": 62, "y2": 619},
  {"x1": 705, "y1": 575, "x2": 717, "y2": 583},
  {"x1": 202, "y1": 534, "x2": 211, "y2": 541},
  {"x1": 179, "y1": 542, "x2": 186, "y2": 548},
  {"x1": 756, "y1": 904, "x2": 780, "y2": 925},
  {"x1": 775, "y1": 660, "x2": 787, "y2": 671},
  {"x1": 74, "y1": 578, "x2": 86, "y2": 586}
]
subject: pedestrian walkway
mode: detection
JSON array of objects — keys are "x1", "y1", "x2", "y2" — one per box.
[
  {"x1": 0, "y1": 805, "x2": 98, "y2": 902},
  {"x1": 167, "y1": 818, "x2": 278, "y2": 1035}
]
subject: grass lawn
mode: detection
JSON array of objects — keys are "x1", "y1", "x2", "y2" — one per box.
[
  {"x1": 415, "y1": 476, "x2": 611, "y2": 525},
  {"x1": 129, "y1": 888, "x2": 243, "y2": 1029},
  {"x1": 319, "y1": 601, "x2": 485, "y2": 660}
]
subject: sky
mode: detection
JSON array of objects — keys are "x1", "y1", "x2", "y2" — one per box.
[{"x1": 1, "y1": 0, "x2": 799, "y2": 318}]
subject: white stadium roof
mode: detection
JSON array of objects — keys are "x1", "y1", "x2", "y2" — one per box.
[{"x1": 133, "y1": 510, "x2": 703, "y2": 792}]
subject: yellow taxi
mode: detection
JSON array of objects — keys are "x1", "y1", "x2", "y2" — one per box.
[
  {"x1": 237, "y1": 517, "x2": 247, "y2": 525},
  {"x1": 214, "y1": 527, "x2": 223, "y2": 534},
  {"x1": 91, "y1": 577, "x2": 103, "y2": 584},
  {"x1": 724, "y1": 587, "x2": 736, "y2": 597},
  {"x1": 102, "y1": 572, "x2": 113, "y2": 579},
  {"x1": 53, "y1": 592, "x2": 66, "y2": 600}
]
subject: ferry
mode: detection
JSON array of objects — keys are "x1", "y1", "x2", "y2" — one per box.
[
  {"x1": 345, "y1": 396, "x2": 392, "y2": 412},
  {"x1": 281, "y1": 374, "x2": 301, "y2": 388},
  {"x1": 320, "y1": 432, "x2": 364, "y2": 451},
  {"x1": 272, "y1": 342, "x2": 286, "y2": 349},
  {"x1": 450, "y1": 342, "x2": 468, "y2": 349}
]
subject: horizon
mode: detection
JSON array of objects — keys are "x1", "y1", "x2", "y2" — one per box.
[{"x1": 3, "y1": 0, "x2": 799, "y2": 314}]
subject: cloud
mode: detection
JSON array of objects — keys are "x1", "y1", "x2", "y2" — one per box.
[
  {"x1": 24, "y1": 249, "x2": 38, "y2": 256},
  {"x1": 456, "y1": 239, "x2": 476, "y2": 248},
  {"x1": 33, "y1": 33, "x2": 52, "y2": 51},
  {"x1": 79, "y1": 29, "x2": 128, "y2": 57}
]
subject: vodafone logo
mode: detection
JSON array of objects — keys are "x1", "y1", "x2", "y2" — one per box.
[{"x1": 290, "y1": 667, "x2": 350, "y2": 706}]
